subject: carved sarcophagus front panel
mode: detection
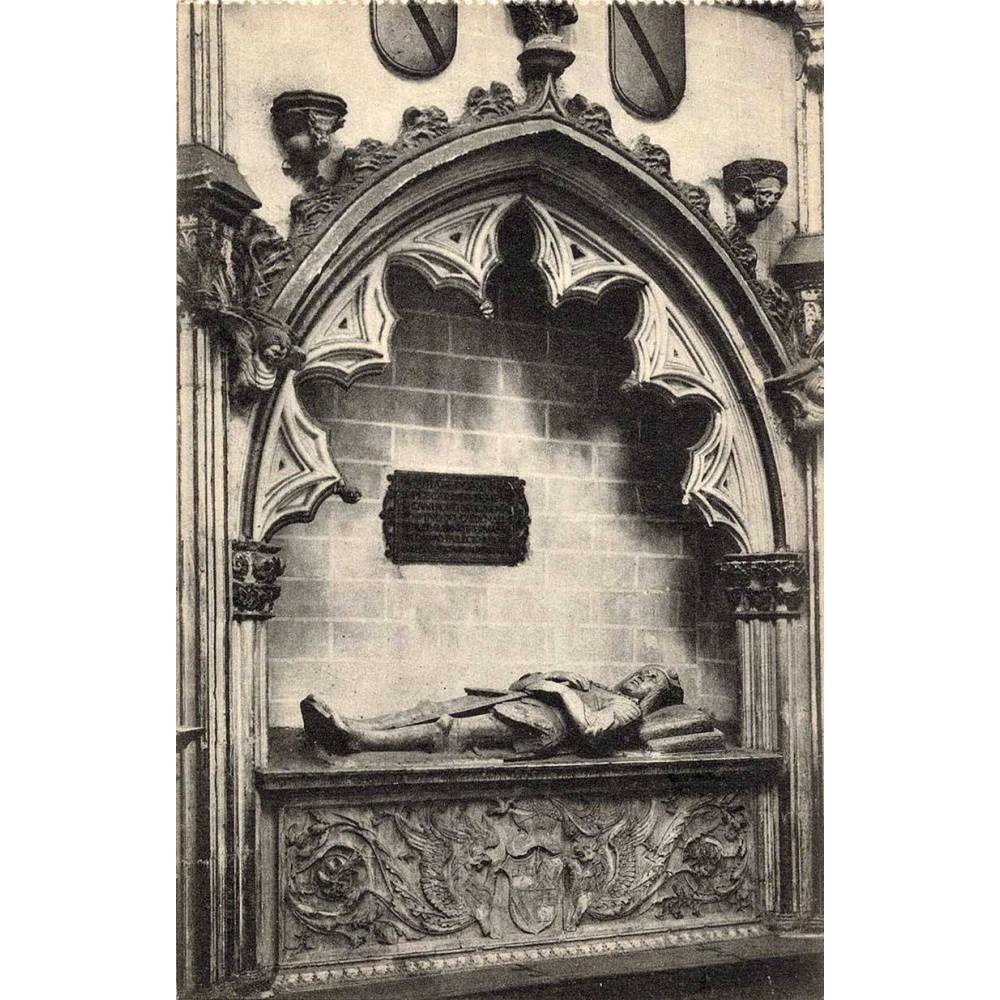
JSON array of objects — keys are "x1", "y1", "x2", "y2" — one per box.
[{"x1": 279, "y1": 792, "x2": 755, "y2": 970}]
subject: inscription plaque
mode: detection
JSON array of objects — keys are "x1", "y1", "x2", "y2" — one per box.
[{"x1": 380, "y1": 470, "x2": 529, "y2": 565}]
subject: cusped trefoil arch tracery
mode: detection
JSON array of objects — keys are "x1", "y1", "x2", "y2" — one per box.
[{"x1": 251, "y1": 195, "x2": 772, "y2": 552}]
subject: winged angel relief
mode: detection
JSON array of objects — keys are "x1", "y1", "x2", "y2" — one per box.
[{"x1": 283, "y1": 795, "x2": 753, "y2": 955}]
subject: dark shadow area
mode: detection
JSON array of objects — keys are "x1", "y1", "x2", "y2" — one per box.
[{"x1": 460, "y1": 955, "x2": 823, "y2": 1000}]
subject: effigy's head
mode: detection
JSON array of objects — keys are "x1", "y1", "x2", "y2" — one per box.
[{"x1": 616, "y1": 665, "x2": 684, "y2": 714}]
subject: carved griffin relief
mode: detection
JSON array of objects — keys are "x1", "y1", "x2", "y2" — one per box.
[{"x1": 282, "y1": 794, "x2": 753, "y2": 959}]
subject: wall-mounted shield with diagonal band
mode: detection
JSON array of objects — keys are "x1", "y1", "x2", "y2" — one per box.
[
  {"x1": 609, "y1": 2, "x2": 686, "y2": 120},
  {"x1": 371, "y1": 1, "x2": 457, "y2": 79}
]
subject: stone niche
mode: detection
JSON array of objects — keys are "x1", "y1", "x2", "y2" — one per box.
[
  {"x1": 267, "y1": 208, "x2": 742, "y2": 741},
  {"x1": 255, "y1": 209, "x2": 785, "y2": 995}
]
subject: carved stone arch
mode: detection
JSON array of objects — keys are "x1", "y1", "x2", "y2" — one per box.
[
  {"x1": 249, "y1": 191, "x2": 775, "y2": 553},
  {"x1": 242, "y1": 117, "x2": 797, "y2": 552}
]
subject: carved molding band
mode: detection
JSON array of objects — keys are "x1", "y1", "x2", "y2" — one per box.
[
  {"x1": 231, "y1": 540, "x2": 285, "y2": 620},
  {"x1": 275, "y1": 922, "x2": 767, "y2": 990},
  {"x1": 717, "y1": 553, "x2": 807, "y2": 620},
  {"x1": 280, "y1": 793, "x2": 753, "y2": 968}
]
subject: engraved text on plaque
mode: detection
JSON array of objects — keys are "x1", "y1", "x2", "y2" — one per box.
[{"x1": 380, "y1": 470, "x2": 530, "y2": 565}]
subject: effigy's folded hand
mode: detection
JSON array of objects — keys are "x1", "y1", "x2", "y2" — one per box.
[
  {"x1": 509, "y1": 672, "x2": 544, "y2": 692},
  {"x1": 541, "y1": 671, "x2": 591, "y2": 691},
  {"x1": 522, "y1": 679, "x2": 568, "y2": 696}
]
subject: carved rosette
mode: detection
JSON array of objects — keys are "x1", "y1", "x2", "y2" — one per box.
[
  {"x1": 280, "y1": 793, "x2": 753, "y2": 962},
  {"x1": 717, "y1": 553, "x2": 807, "y2": 620},
  {"x1": 231, "y1": 540, "x2": 286, "y2": 620}
]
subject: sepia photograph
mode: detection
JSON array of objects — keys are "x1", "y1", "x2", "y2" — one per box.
[{"x1": 176, "y1": 2, "x2": 824, "y2": 996}]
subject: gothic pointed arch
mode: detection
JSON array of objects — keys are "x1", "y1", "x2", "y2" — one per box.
[{"x1": 241, "y1": 104, "x2": 797, "y2": 553}]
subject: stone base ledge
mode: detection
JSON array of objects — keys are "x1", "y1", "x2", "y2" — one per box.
[{"x1": 258, "y1": 727, "x2": 782, "y2": 800}]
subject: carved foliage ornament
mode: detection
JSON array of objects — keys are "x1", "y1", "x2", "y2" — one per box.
[
  {"x1": 717, "y1": 553, "x2": 807, "y2": 620},
  {"x1": 286, "y1": 83, "x2": 518, "y2": 247},
  {"x1": 507, "y1": 0, "x2": 578, "y2": 44},
  {"x1": 231, "y1": 540, "x2": 286, "y2": 620},
  {"x1": 282, "y1": 793, "x2": 752, "y2": 956}
]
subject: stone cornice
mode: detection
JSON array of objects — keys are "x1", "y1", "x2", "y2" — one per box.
[{"x1": 177, "y1": 143, "x2": 261, "y2": 226}]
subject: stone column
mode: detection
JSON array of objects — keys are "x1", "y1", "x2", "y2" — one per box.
[
  {"x1": 230, "y1": 541, "x2": 286, "y2": 976},
  {"x1": 178, "y1": 0, "x2": 226, "y2": 152},
  {"x1": 177, "y1": 143, "x2": 264, "y2": 987},
  {"x1": 718, "y1": 553, "x2": 814, "y2": 924}
]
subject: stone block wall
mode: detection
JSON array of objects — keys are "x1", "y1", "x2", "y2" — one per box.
[{"x1": 269, "y1": 269, "x2": 739, "y2": 733}]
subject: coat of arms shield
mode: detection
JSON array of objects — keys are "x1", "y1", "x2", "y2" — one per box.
[
  {"x1": 370, "y1": 1, "x2": 457, "y2": 79},
  {"x1": 609, "y1": 1, "x2": 686, "y2": 120},
  {"x1": 502, "y1": 849, "x2": 565, "y2": 935}
]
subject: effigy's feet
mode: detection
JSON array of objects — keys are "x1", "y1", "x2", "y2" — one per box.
[
  {"x1": 300, "y1": 695, "x2": 360, "y2": 754},
  {"x1": 434, "y1": 714, "x2": 455, "y2": 752}
]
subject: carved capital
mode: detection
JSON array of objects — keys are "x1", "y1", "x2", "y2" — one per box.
[
  {"x1": 271, "y1": 90, "x2": 348, "y2": 190},
  {"x1": 177, "y1": 143, "x2": 261, "y2": 227},
  {"x1": 794, "y1": 22, "x2": 824, "y2": 91},
  {"x1": 231, "y1": 541, "x2": 285, "y2": 620},
  {"x1": 717, "y1": 553, "x2": 807, "y2": 620}
]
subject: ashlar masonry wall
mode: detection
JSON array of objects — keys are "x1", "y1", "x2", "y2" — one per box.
[{"x1": 269, "y1": 265, "x2": 739, "y2": 734}]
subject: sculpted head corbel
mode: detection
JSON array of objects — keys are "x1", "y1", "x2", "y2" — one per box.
[
  {"x1": 723, "y1": 159, "x2": 788, "y2": 235},
  {"x1": 223, "y1": 309, "x2": 306, "y2": 399},
  {"x1": 271, "y1": 90, "x2": 348, "y2": 191}
]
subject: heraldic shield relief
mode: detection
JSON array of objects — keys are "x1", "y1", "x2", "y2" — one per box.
[
  {"x1": 370, "y1": 1, "x2": 458, "y2": 78},
  {"x1": 609, "y1": 1, "x2": 687, "y2": 119},
  {"x1": 281, "y1": 794, "x2": 753, "y2": 959}
]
